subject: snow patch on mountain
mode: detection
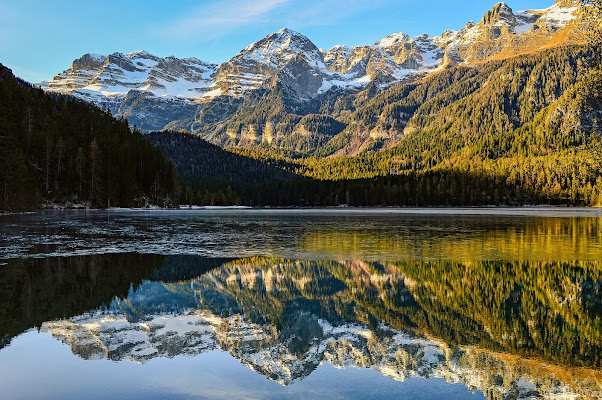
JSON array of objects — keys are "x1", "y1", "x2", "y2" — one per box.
[
  {"x1": 536, "y1": 3, "x2": 579, "y2": 27},
  {"x1": 42, "y1": 51, "x2": 219, "y2": 102},
  {"x1": 375, "y1": 32, "x2": 411, "y2": 48}
]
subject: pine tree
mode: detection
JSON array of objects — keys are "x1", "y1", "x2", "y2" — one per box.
[
  {"x1": 89, "y1": 138, "x2": 103, "y2": 206},
  {"x1": 76, "y1": 147, "x2": 86, "y2": 200}
]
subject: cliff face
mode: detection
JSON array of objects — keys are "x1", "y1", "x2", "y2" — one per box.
[{"x1": 455, "y1": 1, "x2": 583, "y2": 62}]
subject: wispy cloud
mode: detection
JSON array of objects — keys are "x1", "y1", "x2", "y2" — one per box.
[{"x1": 161, "y1": 0, "x2": 290, "y2": 38}]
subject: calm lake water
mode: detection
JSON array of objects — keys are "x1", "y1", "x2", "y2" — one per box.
[{"x1": 0, "y1": 208, "x2": 601, "y2": 399}]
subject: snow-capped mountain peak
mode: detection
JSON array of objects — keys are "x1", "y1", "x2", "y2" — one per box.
[
  {"x1": 213, "y1": 27, "x2": 328, "y2": 96},
  {"x1": 374, "y1": 32, "x2": 410, "y2": 48},
  {"x1": 40, "y1": 0, "x2": 584, "y2": 133},
  {"x1": 239, "y1": 28, "x2": 321, "y2": 65},
  {"x1": 125, "y1": 49, "x2": 157, "y2": 59}
]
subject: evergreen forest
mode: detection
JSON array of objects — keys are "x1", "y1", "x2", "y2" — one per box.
[{"x1": 0, "y1": 64, "x2": 179, "y2": 211}]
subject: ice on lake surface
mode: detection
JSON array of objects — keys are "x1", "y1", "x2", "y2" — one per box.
[
  {"x1": 0, "y1": 209, "x2": 601, "y2": 399},
  {"x1": 1, "y1": 207, "x2": 602, "y2": 261}
]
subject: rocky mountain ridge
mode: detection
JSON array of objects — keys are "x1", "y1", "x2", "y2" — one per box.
[
  {"x1": 44, "y1": 50, "x2": 218, "y2": 101},
  {"x1": 39, "y1": 1, "x2": 585, "y2": 134},
  {"x1": 44, "y1": 1, "x2": 583, "y2": 97},
  {"x1": 41, "y1": 1, "x2": 579, "y2": 115}
]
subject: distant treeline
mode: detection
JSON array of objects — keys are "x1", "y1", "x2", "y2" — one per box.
[{"x1": 150, "y1": 130, "x2": 598, "y2": 206}]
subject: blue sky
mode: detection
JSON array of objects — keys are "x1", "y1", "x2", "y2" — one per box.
[{"x1": 0, "y1": 0, "x2": 555, "y2": 82}]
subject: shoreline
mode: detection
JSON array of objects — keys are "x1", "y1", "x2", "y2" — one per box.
[
  {"x1": 3, "y1": 204, "x2": 598, "y2": 218},
  {"x1": 3, "y1": 203, "x2": 602, "y2": 216}
]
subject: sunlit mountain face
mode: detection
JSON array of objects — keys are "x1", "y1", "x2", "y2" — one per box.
[
  {"x1": 39, "y1": 0, "x2": 587, "y2": 142},
  {"x1": 2, "y1": 254, "x2": 600, "y2": 400}
]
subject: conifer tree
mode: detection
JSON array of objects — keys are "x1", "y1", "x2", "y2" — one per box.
[{"x1": 583, "y1": 0, "x2": 602, "y2": 48}]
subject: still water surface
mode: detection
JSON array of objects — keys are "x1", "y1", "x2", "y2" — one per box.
[{"x1": 0, "y1": 209, "x2": 601, "y2": 399}]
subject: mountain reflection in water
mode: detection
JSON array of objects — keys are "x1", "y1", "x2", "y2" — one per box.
[{"x1": 1, "y1": 255, "x2": 600, "y2": 400}]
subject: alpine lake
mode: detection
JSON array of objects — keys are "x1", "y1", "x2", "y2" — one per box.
[{"x1": 0, "y1": 208, "x2": 601, "y2": 400}]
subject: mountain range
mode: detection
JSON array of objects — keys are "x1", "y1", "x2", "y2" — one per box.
[{"x1": 41, "y1": 1, "x2": 587, "y2": 154}]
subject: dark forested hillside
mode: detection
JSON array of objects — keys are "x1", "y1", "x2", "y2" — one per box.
[
  {"x1": 148, "y1": 131, "x2": 295, "y2": 204},
  {"x1": 149, "y1": 132, "x2": 543, "y2": 207},
  {"x1": 0, "y1": 64, "x2": 179, "y2": 211},
  {"x1": 148, "y1": 131, "x2": 293, "y2": 187}
]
